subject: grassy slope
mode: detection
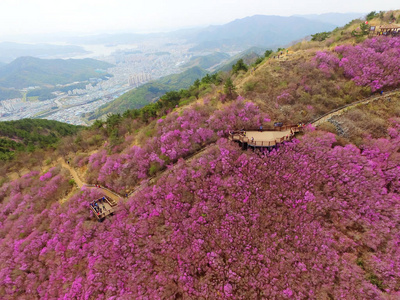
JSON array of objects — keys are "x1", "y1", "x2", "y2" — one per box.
[{"x1": 320, "y1": 91, "x2": 400, "y2": 145}]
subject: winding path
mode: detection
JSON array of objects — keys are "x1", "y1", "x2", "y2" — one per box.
[
  {"x1": 59, "y1": 159, "x2": 84, "y2": 188},
  {"x1": 310, "y1": 89, "x2": 399, "y2": 126},
  {"x1": 59, "y1": 158, "x2": 122, "y2": 203},
  {"x1": 58, "y1": 89, "x2": 399, "y2": 204},
  {"x1": 58, "y1": 141, "x2": 216, "y2": 205}
]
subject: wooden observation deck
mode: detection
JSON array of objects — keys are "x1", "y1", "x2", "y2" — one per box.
[
  {"x1": 229, "y1": 124, "x2": 304, "y2": 150},
  {"x1": 90, "y1": 196, "x2": 118, "y2": 221}
]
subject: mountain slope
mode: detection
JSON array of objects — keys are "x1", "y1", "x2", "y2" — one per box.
[
  {"x1": 87, "y1": 66, "x2": 207, "y2": 119},
  {"x1": 0, "y1": 118, "x2": 82, "y2": 160},
  {"x1": 0, "y1": 87, "x2": 22, "y2": 101},
  {"x1": 182, "y1": 52, "x2": 230, "y2": 70},
  {"x1": 215, "y1": 46, "x2": 265, "y2": 72},
  {"x1": 0, "y1": 57, "x2": 113, "y2": 89},
  {"x1": 1, "y1": 10, "x2": 400, "y2": 299}
]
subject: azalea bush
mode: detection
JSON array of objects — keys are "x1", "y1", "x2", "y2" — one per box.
[
  {"x1": 315, "y1": 36, "x2": 400, "y2": 92},
  {"x1": 85, "y1": 98, "x2": 270, "y2": 193},
  {"x1": 2, "y1": 34, "x2": 400, "y2": 300},
  {"x1": 1, "y1": 124, "x2": 400, "y2": 298}
]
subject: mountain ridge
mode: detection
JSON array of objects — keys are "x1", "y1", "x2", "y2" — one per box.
[
  {"x1": 0, "y1": 41, "x2": 89, "y2": 63},
  {"x1": 0, "y1": 56, "x2": 113, "y2": 89},
  {"x1": 292, "y1": 12, "x2": 364, "y2": 26},
  {"x1": 188, "y1": 15, "x2": 337, "y2": 51}
]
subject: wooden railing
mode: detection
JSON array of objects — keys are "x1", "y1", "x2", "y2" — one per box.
[
  {"x1": 90, "y1": 205, "x2": 115, "y2": 220},
  {"x1": 234, "y1": 124, "x2": 302, "y2": 132},
  {"x1": 309, "y1": 88, "x2": 400, "y2": 126},
  {"x1": 104, "y1": 196, "x2": 118, "y2": 207},
  {"x1": 85, "y1": 184, "x2": 124, "y2": 198},
  {"x1": 90, "y1": 196, "x2": 116, "y2": 220},
  {"x1": 229, "y1": 124, "x2": 303, "y2": 147}
]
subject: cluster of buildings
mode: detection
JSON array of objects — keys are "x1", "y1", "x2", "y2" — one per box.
[
  {"x1": 0, "y1": 98, "x2": 55, "y2": 118},
  {"x1": 128, "y1": 73, "x2": 152, "y2": 87},
  {"x1": 0, "y1": 39, "x2": 194, "y2": 125}
]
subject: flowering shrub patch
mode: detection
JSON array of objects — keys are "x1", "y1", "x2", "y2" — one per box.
[
  {"x1": 315, "y1": 36, "x2": 400, "y2": 91},
  {"x1": 86, "y1": 98, "x2": 270, "y2": 193},
  {"x1": 1, "y1": 124, "x2": 400, "y2": 298}
]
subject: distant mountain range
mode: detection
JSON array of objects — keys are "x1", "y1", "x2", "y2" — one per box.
[
  {"x1": 61, "y1": 13, "x2": 362, "y2": 53},
  {"x1": 0, "y1": 57, "x2": 113, "y2": 89},
  {"x1": 182, "y1": 52, "x2": 230, "y2": 71},
  {"x1": 0, "y1": 42, "x2": 89, "y2": 63},
  {"x1": 0, "y1": 12, "x2": 365, "y2": 114},
  {"x1": 89, "y1": 10, "x2": 361, "y2": 118},
  {"x1": 293, "y1": 12, "x2": 364, "y2": 27},
  {"x1": 188, "y1": 15, "x2": 337, "y2": 51},
  {"x1": 66, "y1": 33, "x2": 159, "y2": 46}
]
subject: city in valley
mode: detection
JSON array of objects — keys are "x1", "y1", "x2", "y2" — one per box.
[
  {"x1": 0, "y1": 38, "x2": 201, "y2": 125},
  {"x1": 0, "y1": 13, "x2": 366, "y2": 126}
]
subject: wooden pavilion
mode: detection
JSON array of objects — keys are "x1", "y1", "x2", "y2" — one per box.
[{"x1": 369, "y1": 24, "x2": 400, "y2": 37}]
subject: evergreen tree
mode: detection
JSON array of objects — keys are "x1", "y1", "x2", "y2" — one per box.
[
  {"x1": 351, "y1": 23, "x2": 370, "y2": 36},
  {"x1": 224, "y1": 77, "x2": 237, "y2": 99},
  {"x1": 232, "y1": 59, "x2": 248, "y2": 74},
  {"x1": 264, "y1": 50, "x2": 273, "y2": 58},
  {"x1": 366, "y1": 11, "x2": 377, "y2": 21}
]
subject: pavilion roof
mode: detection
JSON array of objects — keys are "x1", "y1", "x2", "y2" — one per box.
[{"x1": 378, "y1": 23, "x2": 400, "y2": 29}]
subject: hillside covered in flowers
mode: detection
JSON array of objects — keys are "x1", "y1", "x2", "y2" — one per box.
[{"x1": 1, "y1": 11, "x2": 400, "y2": 299}]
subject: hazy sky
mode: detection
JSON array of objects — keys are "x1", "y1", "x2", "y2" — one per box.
[{"x1": 0, "y1": 0, "x2": 398, "y2": 38}]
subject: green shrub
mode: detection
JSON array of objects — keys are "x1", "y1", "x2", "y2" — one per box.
[
  {"x1": 264, "y1": 50, "x2": 273, "y2": 58},
  {"x1": 366, "y1": 11, "x2": 378, "y2": 21},
  {"x1": 366, "y1": 273, "x2": 384, "y2": 290},
  {"x1": 179, "y1": 98, "x2": 192, "y2": 107},
  {"x1": 254, "y1": 57, "x2": 264, "y2": 66},
  {"x1": 148, "y1": 162, "x2": 162, "y2": 176},
  {"x1": 279, "y1": 81, "x2": 287, "y2": 88},
  {"x1": 145, "y1": 129, "x2": 155, "y2": 137},
  {"x1": 311, "y1": 32, "x2": 331, "y2": 41},
  {"x1": 243, "y1": 81, "x2": 257, "y2": 92},
  {"x1": 356, "y1": 257, "x2": 364, "y2": 268},
  {"x1": 232, "y1": 59, "x2": 248, "y2": 74},
  {"x1": 0, "y1": 177, "x2": 7, "y2": 187},
  {"x1": 88, "y1": 134, "x2": 103, "y2": 146}
]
